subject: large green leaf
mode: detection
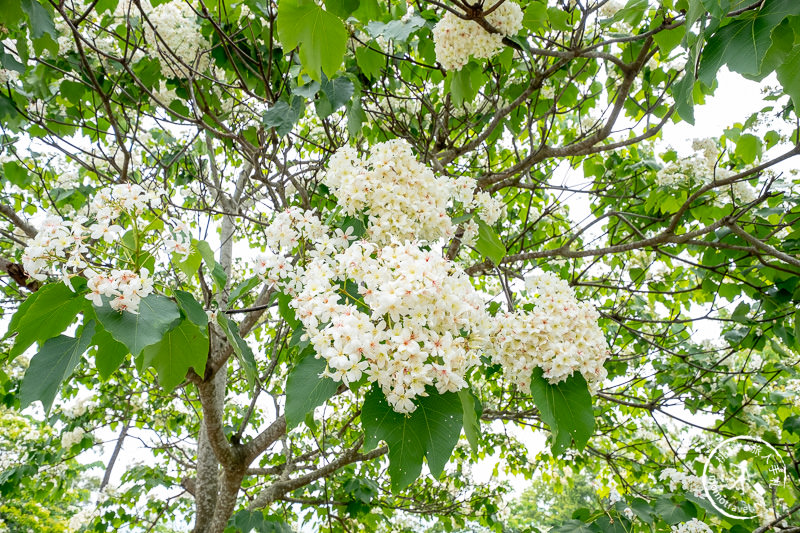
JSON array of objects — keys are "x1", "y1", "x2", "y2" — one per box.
[
  {"x1": 195, "y1": 239, "x2": 228, "y2": 290},
  {"x1": 262, "y1": 97, "x2": 305, "y2": 137},
  {"x1": 95, "y1": 294, "x2": 181, "y2": 356},
  {"x1": 174, "y1": 290, "x2": 208, "y2": 330},
  {"x1": 91, "y1": 326, "x2": 129, "y2": 380},
  {"x1": 672, "y1": 72, "x2": 696, "y2": 125},
  {"x1": 529, "y1": 368, "x2": 595, "y2": 456},
  {"x1": 655, "y1": 496, "x2": 697, "y2": 524},
  {"x1": 362, "y1": 386, "x2": 463, "y2": 491},
  {"x1": 698, "y1": 0, "x2": 800, "y2": 84},
  {"x1": 19, "y1": 321, "x2": 96, "y2": 413},
  {"x1": 776, "y1": 44, "x2": 800, "y2": 111},
  {"x1": 458, "y1": 389, "x2": 481, "y2": 452},
  {"x1": 217, "y1": 314, "x2": 258, "y2": 388},
  {"x1": 140, "y1": 319, "x2": 208, "y2": 392},
  {"x1": 20, "y1": 0, "x2": 57, "y2": 41},
  {"x1": 475, "y1": 219, "x2": 506, "y2": 266},
  {"x1": 355, "y1": 43, "x2": 383, "y2": 80},
  {"x1": 7, "y1": 282, "x2": 88, "y2": 358},
  {"x1": 316, "y1": 75, "x2": 354, "y2": 119},
  {"x1": 324, "y1": 0, "x2": 359, "y2": 18},
  {"x1": 277, "y1": 0, "x2": 347, "y2": 81},
  {"x1": 285, "y1": 351, "x2": 339, "y2": 429}
]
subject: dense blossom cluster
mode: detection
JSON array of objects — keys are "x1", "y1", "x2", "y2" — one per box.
[
  {"x1": 60, "y1": 427, "x2": 86, "y2": 449},
  {"x1": 656, "y1": 138, "x2": 758, "y2": 204},
  {"x1": 292, "y1": 241, "x2": 492, "y2": 413},
  {"x1": 21, "y1": 183, "x2": 175, "y2": 313},
  {"x1": 253, "y1": 207, "x2": 351, "y2": 295},
  {"x1": 670, "y1": 519, "x2": 713, "y2": 533},
  {"x1": 323, "y1": 140, "x2": 457, "y2": 243},
  {"x1": 249, "y1": 145, "x2": 608, "y2": 414},
  {"x1": 142, "y1": 0, "x2": 211, "y2": 78},
  {"x1": 432, "y1": 2, "x2": 523, "y2": 70},
  {"x1": 488, "y1": 272, "x2": 608, "y2": 392},
  {"x1": 658, "y1": 468, "x2": 704, "y2": 497},
  {"x1": 323, "y1": 140, "x2": 503, "y2": 245}
]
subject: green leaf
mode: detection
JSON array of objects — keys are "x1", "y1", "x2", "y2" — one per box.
[
  {"x1": 794, "y1": 309, "x2": 800, "y2": 342},
  {"x1": 174, "y1": 290, "x2": 209, "y2": 329},
  {"x1": 673, "y1": 72, "x2": 696, "y2": 125},
  {"x1": 547, "y1": 7, "x2": 573, "y2": 31},
  {"x1": 522, "y1": 2, "x2": 548, "y2": 31},
  {"x1": 655, "y1": 496, "x2": 696, "y2": 524},
  {"x1": 529, "y1": 368, "x2": 594, "y2": 456},
  {"x1": 20, "y1": 0, "x2": 57, "y2": 41},
  {"x1": 195, "y1": 239, "x2": 228, "y2": 289},
  {"x1": 653, "y1": 26, "x2": 685, "y2": 56},
  {"x1": 784, "y1": 415, "x2": 800, "y2": 435},
  {"x1": 776, "y1": 44, "x2": 800, "y2": 111},
  {"x1": 277, "y1": 0, "x2": 347, "y2": 81},
  {"x1": 276, "y1": 291, "x2": 300, "y2": 328},
  {"x1": 735, "y1": 133, "x2": 761, "y2": 163},
  {"x1": 8, "y1": 282, "x2": 87, "y2": 358},
  {"x1": 95, "y1": 294, "x2": 181, "y2": 356},
  {"x1": 356, "y1": 43, "x2": 384, "y2": 79},
  {"x1": 365, "y1": 15, "x2": 425, "y2": 42},
  {"x1": 284, "y1": 351, "x2": 339, "y2": 429},
  {"x1": 458, "y1": 389, "x2": 481, "y2": 452},
  {"x1": 551, "y1": 520, "x2": 595, "y2": 533},
  {"x1": 362, "y1": 385, "x2": 463, "y2": 491},
  {"x1": 217, "y1": 314, "x2": 258, "y2": 388},
  {"x1": 2, "y1": 161, "x2": 32, "y2": 187},
  {"x1": 321, "y1": 76, "x2": 354, "y2": 112},
  {"x1": 629, "y1": 498, "x2": 655, "y2": 522},
  {"x1": 140, "y1": 319, "x2": 208, "y2": 392},
  {"x1": 91, "y1": 326, "x2": 129, "y2": 380},
  {"x1": 324, "y1": 0, "x2": 359, "y2": 19},
  {"x1": 449, "y1": 64, "x2": 476, "y2": 102},
  {"x1": 229, "y1": 510, "x2": 293, "y2": 533},
  {"x1": 316, "y1": 75, "x2": 355, "y2": 119},
  {"x1": 475, "y1": 219, "x2": 506, "y2": 266},
  {"x1": 698, "y1": 0, "x2": 800, "y2": 84},
  {"x1": 176, "y1": 247, "x2": 202, "y2": 279},
  {"x1": 294, "y1": 80, "x2": 320, "y2": 99},
  {"x1": 263, "y1": 97, "x2": 305, "y2": 137},
  {"x1": 19, "y1": 321, "x2": 96, "y2": 413},
  {"x1": 228, "y1": 277, "x2": 261, "y2": 306}
]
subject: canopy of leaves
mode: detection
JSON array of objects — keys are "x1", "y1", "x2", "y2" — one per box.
[{"x1": 0, "y1": 0, "x2": 798, "y2": 532}]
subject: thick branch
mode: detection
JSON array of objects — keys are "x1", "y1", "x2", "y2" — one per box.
[
  {"x1": 0, "y1": 203, "x2": 37, "y2": 238},
  {"x1": 248, "y1": 439, "x2": 387, "y2": 510}
]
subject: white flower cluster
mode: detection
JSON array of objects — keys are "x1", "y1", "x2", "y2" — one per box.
[
  {"x1": 598, "y1": 0, "x2": 625, "y2": 18},
  {"x1": 323, "y1": 141, "x2": 504, "y2": 245},
  {"x1": 670, "y1": 518, "x2": 712, "y2": 533},
  {"x1": 488, "y1": 272, "x2": 608, "y2": 392},
  {"x1": 143, "y1": 0, "x2": 211, "y2": 78},
  {"x1": 293, "y1": 241, "x2": 492, "y2": 413},
  {"x1": 323, "y1": 140, "x2": 457, "y2": 243},
  {"x1": 85, "y1": 267, "x2": 155, "y2": 313},
  {"x1": 60, "y1": 427, "x2": 86, "y2": 449},
  {"x1": 61, "y1": 393, "x2": 98, "y2": 418},
  {"x1": 21, "y1": 183, "x2": 167, "y2": 313},
  {"x1": 432, "y1": 2, "x2": 523, "y2": 70},
  {"x1": 655, "y1": 138, "x2": 756, "y2": 203},
  {"x1": 742, "y1": 402, "x2": 783, "y2": 438},
  {"x1": 659, "y1": 467, "x2": 704, "y2": 497},
  {"x1": 655, "y1": 139, "x2": 719, "y2": 187},
  {"x1": 253, "y1": 207, "x2": 352, "y2": 294}
]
